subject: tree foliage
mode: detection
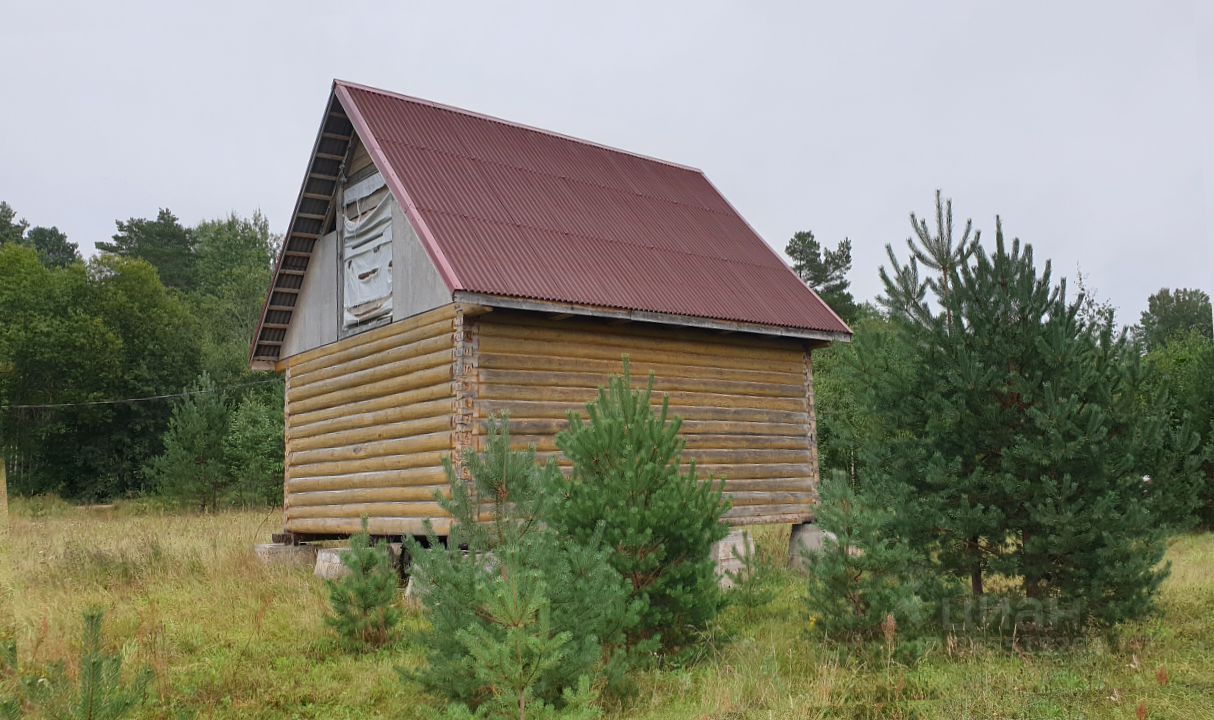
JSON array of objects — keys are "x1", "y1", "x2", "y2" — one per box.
[
  {"x1": 0, "y1": 202, "x2": 79, "y2": 268},
  {"x1": 1, "y1": 609, "x2": 152, "y2": 720},
  {"x1": 144, "y1": 373, "x2": 229, "y2": 510},
  {"x1": 870, "y1": 213, "x2": 1191, "y2": 629},
  {"x1": 222, "y1": 383, "x2": 285, "y2": 506},
  {"x1": 1134, "y1": 288, "x2": 1213, "y2": 352},
  {"x1": 189, "y1": 213, "x2": 277, "y2": 383},
  {"x1": 325, "y1": 519, "x2": 402, "y2": 651},
  {"x1": 879, "y1": 190, "x2": 978, "y2": 322},
  {"x1": 406, "y1": 422, "x2": 638, "y2": 712},
  {"x1": 785, "y1": 231, "x2": 858, "y2": 322},
  {"x1": 548, "y1": 363, "x2": 730, "y2": 649},
  {"x1": 0, "y1": 245, "x2": 200, "y2": 499},
  {"x1": 97, "y1": 209, "x2": 197, "y2": 292},
  {"x1": 803, "y1": 473, "x2": 928, "y2": 643},
  {"x1": 0, "y1": 203, "x2": 280, "y2": 503}
]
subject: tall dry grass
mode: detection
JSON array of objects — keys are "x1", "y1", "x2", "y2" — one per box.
[{"x1": 4, "y1": 498, "x2": 1213, "y2": 719}]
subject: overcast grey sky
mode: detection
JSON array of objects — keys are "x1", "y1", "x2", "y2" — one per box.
[{"x1": 2, "y1": 1, "x2": 1209, "y2": 323}]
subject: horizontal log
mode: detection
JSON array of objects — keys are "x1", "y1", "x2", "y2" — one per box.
[
  {"x1": 289, "y1": 346, "x2": 452, "y2": 404},
  {"x1": 289, "y1": 451, "x2": 449, "y2": 479},
  {"x1": 291, "y1": 321, "x2": 455, "y2": 385},
  {"x1": 291, "y1": 415, "x2": 451, "y2": 453},
  {"x1": 291, "y1": 383, "x2": 451, "y2": 429},
  {"x1": 292, "y1": 398, "x2": 453, "y2": 440},
  {"x1": 478, "y1": 368, "x2": 804, "y2": 400},
  {"x1": 691, "y1": 463, "x2": 815, "y2": 480},
  {"x1": 504, "y1": 434, "x2": 808, "y2": 454},
  {"x1": 288, "y1": 304, "x2": 457, "y2": 372},
  {"x1": 723, "y1": 491, "x2": 815, "y2": 506},
  {"x1": 478, "y1": 352, "x2": 805, "y2": 386},
  {"x1": 719, "y1": 477, "x2": 816, "y2": 492},
  {"x1": 484, "y1": 310, "x2": 808, "y2": 352},
  {"x1": 286, "y1": 516, "x2": 452, "y2": 537},
  {"x1": 531, "y1": 454, "x2": 812, "y2": 479},
  {"x1": 728, "y1": 512, "x2": 813, "y2": 527},
  {"x1": 480, "y1": 384, "x2": 806, "y2": 413},
  {"x1": 475, "y1": 399, "x2": 808, "y2": 426},
  {"x1": 287, "y1": 501, "x2": 447, "y2": 520},
  {"x1": 725, "y1": 503, "x2": 815, "y2": 519},
  {"x1": 290, "y1": 431, "x2": 451, "y2": 467},
  {"x1": 286, "y1": 466, "x2": 450, "y2": 493},
  {"x1": 477, "y1": 334, "x2": 805, "y2": 375},
  {"x1": 290, "y1": 362, "x2": 451, "y2": 415},
  {"x1": 498, "y1": 417, "x2": 809, "y2": 438},
  {"x1": 476, "y1": 320, "x2": 805, "y2": 366},
  {"x1": 288, "y1": 485, "x2": 450, "y2": 507}
]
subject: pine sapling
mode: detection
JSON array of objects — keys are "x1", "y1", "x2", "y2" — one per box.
[
  {"x1": 550, "y1": 361, "x2": 730, "y2": 649},
  {"x1": 325, "y1": 518, "x2": 402, "y2": 650}
]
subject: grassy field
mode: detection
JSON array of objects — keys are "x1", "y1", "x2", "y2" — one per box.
[{"x1": 2, "y1": 499, "x2": 1212, "y2": 719}]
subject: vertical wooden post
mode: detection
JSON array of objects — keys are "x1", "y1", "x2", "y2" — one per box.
[
  {"x1": 0, "y1": 453, "x2": 7, "y2": 530},
  {"x1": 0, "y1": 454, "x2": 11, "y2": 637}
]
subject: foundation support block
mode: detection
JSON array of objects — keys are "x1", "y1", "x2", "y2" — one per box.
[
  {"x1": 788, "y1": 522, "x2": 835, "y2": 572},
  {"x1": 711, "y1": 529, "x2": 755, "y2": 589},
  {"x1": 254, "y1": 543, "x2": 318, "y2": 567}
]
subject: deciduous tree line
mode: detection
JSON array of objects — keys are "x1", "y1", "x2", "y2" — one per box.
[{"x1": 0, "y1": 202, "x2": 283, "y2": 505}]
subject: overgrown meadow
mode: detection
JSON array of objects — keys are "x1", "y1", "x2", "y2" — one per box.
[{"x1": 3, "y1": 501, "x2": 1212, "y2": 719}]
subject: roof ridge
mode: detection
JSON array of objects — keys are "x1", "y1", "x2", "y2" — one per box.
[{"x1": 334, "y1": 79, "x2": 704, "y2": 174}]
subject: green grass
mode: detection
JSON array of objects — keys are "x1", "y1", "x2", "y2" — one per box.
[{"x1": 2, "y1": 500, "x2": 1212, "y2": 719}]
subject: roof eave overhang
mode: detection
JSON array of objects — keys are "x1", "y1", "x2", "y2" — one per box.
[{"x1": 452, "y1": 291, "x2": 853, "y2": 345}]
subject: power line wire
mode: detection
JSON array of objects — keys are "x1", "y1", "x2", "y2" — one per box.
[{"x1": 1, "y1": 377, "x2": 282, "y2": 411}]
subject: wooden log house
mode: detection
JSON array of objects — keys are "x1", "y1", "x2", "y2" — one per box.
[{"x1": 251, "y1": 80, "x2": 852, "y2": 542}]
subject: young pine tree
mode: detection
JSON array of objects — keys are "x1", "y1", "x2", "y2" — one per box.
[
  {"x1": 325, "y1": 518, "x2": 402, "y2": 651},
  {"x1": 804, "y1": 473, "x2": 927, "y2": 643},
  {"x1": 406, "y1": 421, "x2": 637, "y2": 712},
  {"x1": 145, "y1": 373, "x2": 229, "y2": 510},
  {"x1": 548, "y1": 362, "x2": 730, "y2": 650},
  {"x1": 872, "y1": 217, "x2": 1191, "y2": 629},
  {"x1": 24, "y1": 608, "x2": 153, "y2": 720}
]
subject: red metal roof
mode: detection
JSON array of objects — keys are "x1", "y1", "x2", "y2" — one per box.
[{"x1": 336, "y1": 80, "x2": 851, "y2": 338}]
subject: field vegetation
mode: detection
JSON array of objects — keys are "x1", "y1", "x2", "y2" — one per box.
[{"x1": 3, "y1": 501, "x2": 1212, "y2": 719}]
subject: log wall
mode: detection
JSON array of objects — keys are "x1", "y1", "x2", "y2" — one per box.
[
  {"x1": 282, "y1": 304, "x2": 460, "y2": 536},
  {"x1": 469, "y1": 311, "x2": 820, "y2": 526}
]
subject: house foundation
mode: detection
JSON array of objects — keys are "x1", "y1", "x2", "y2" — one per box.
[
  {"x1": 787, "y1": 522, "x2": 835, "y2": 572},
  {"x1": 711, "y1": 529, "x2": 755, "y2": 589}
]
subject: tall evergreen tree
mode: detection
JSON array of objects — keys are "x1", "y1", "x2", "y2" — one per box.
[
  {"x1": 867, "y1": 219, "x2": 1189, "y2": 628},
  {"x1": 97, "y1": 209, "x2": 197, "y2": 291},
  {"x1": 23, "y1": 226, "x2": 78, "y2": 268},
  {"x1": 0, "y1": 202, "x2": 27, "y2": 246},
  {"x1": 1134, "y1": 288, "x2": 1213, "y2": 351},
  {"x1": 785, "y1": 231, "x2": 859, "y2": 322}
]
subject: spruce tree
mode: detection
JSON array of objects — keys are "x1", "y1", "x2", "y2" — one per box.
[
  {"x1": 325, "y1": 518, "x2": 401, "y2": 651},
  {"x1": 868, "y1": 218, "x2": 1191, "y2": 629},
  {"x1": 548, "y1": 362, "x2": 730, "y2": 649},
  {"x1": 406, "y1": 421, "x2": 637, "y2": 710}
]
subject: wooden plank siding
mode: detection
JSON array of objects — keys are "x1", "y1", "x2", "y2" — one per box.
[
  {"x1": 282, "y1": 303, "x2": 461, "y2": 536},
  {"x1": 468, "y1": 311, "x2": 820, "y2": 526}
]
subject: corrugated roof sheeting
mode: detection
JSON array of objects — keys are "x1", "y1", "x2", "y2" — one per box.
[{"x1": 339, "y1": 82, "x2": 851, "y2": 336}]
